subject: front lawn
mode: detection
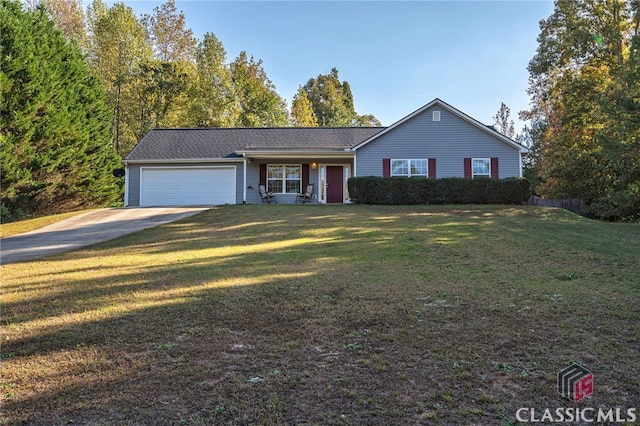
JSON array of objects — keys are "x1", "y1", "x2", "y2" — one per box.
[{"x1": 1, "y1": 205, "x2": 638, "y2": 425}]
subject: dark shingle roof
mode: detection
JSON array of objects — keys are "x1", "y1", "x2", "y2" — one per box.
[{"x1": 125, "y1": 127, "x2": 386, "y2": 160}]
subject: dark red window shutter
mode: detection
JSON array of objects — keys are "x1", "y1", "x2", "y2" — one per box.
[
  {"x1": 491, "y1": 157, "x2": 499, "y2": 179},
  {"x1": 464, "y1": 158, "x2": 472, "y2": 179},
  {"x1": 260, "y1": 164, "x2": 267, "y2": 185},
  {"x1": 383, "y1": 158, "x2": 391, "y2": 177},
  {"x1": 428, "y1": 158, "x2": 436, "y2": 179},
  {"x1": 302, "y1": 163, "x2": 310, "y2": 190}
]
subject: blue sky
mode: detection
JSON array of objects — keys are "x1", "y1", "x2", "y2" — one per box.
[{"x1": 120, "y1": 1, "x2": 555, "y2": 130}]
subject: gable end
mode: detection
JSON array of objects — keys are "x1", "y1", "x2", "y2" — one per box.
[{"x1": 351, "y1": 98, "x2": 528, "y2": 153}]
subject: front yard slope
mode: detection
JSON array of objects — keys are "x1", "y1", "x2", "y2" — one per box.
[{"x1": 2, "y1": 205, "x2": 638, "y2": 425}]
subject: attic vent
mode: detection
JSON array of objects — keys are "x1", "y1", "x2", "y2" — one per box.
[{"x1": 433, "y1": 111, "x2": 441, "y2": 122}]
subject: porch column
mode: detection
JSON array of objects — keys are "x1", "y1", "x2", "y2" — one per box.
[{"x1": 243, "y1": 157, "x2": 247, "y2": 203}]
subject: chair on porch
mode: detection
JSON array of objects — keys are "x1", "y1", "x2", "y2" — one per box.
[
  {"x1": 295, "y1": 183, "x2": 314, "y2": 203},
  {"x1": 259, "y1": 184, "x2": 276, "y2": 203}
]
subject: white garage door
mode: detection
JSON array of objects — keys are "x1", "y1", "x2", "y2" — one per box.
[{"x1": 140, "y1": 167, "x2": 236, "y2": 206}]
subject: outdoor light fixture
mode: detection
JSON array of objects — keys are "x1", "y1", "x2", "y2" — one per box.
[{"x1": 311, "y1": 162, "x2": 317, "y2": 169}]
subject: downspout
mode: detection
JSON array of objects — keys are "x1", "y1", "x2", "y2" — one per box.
[
  {"x1": 519, "y1": 151, "x2": 524, "y2": 178},
  {"x1": 242, "y1": 156, "x2": 247, "y2": 204}
]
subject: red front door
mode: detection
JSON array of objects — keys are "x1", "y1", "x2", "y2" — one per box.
[{"x1": 326, "y1": 166, "x2": 343, "y2": 203}]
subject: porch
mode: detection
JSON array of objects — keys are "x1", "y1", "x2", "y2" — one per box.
[{"x1": 240, "y1": 151, "x2": 355, "y2": 204}]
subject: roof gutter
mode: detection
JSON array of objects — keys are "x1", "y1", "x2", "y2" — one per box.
[
  {"x1": 237, "y1": 150, "x2": 355, "y2": 159},
  {"x1": 122, "y1": 158, "x2": 245, "y2": 165}
]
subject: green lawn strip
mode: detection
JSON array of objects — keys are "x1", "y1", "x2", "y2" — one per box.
[
  {"x1": 1, "y1": 205, "x2": 638, "y2": 425},
  {"x1": 0, "y1": 210, "x2": 94, "y2": 237}
]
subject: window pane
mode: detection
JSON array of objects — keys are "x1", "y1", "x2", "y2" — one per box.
[
  {"x1": 267, "y1": 164, "x2": 302, "y2": 193},
  {"x1": 286, "y1": 165, "x2": 300, "y2": 179},
  {"x1": 268, "y1": 180, "x2": 283, "y2": 193},
  {"x1": 411, "y1": 159, "x2": 427, "y2": 175},
  {"x1": 285, "y1": 180, "x2": 300, "y2": 193},
  {"x1": 472, "y1": 159, "x2": 490, "y2": 175},
  {"x1": 392, "y1": 160, "x2": 408, "y2": 175},
  {"x1": 268, "y1": 165, "x2": 283, "y2": 179}
]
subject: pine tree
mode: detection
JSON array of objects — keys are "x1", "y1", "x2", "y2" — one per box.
[
  {"x1": 492, "y1": 102, "x2": 515, "y2": 139},
  {"x1": 0, "y1": 0, "x2": 120, "y2": 221}
]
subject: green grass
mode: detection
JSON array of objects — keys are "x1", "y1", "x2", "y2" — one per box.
[
  {"x1": 1, "y1": 205, "x2": 639, "y2": 425},
  {"x1": 0, "y1": 210, "x2": 93, "y2": 237}
]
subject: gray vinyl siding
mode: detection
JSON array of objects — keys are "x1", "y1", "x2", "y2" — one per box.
[
  {"x1": 127, "y1": 165, "x2": 141, "y2": 206},
  {"x1": 126, "y1": 160, "x2": 352, "y2": 206},
  {"x1": 125, "y1": 162, "x2": 244, "y2": 206},
  {"x1": 234, "y1": 164, "x2": 244, "y2": 203},
  {"x1": 246, "y1": 162, "x2": 261, "y2": 204},
  {"x1": 355, "y1": 106, "x2": 522, "y2": 178}
]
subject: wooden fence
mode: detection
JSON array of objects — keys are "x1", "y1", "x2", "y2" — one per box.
[{"x1": 529, "y1": 196, "x2": 588, "y2": 216}]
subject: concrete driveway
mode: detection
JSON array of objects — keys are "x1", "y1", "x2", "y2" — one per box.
[{"x1": 0, "y1": 207, "x2": 210, "y2": 265}]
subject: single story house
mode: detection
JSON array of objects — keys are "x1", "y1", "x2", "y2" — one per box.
[{"x1": 123, "y1": 98, "x2": 529, "y2": 206}]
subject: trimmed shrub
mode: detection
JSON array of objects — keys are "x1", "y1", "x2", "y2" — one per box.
[{"x1": 348, "y1": 177, "x2": 531, "y2": 205}]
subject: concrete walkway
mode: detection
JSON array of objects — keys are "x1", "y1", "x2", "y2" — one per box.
[{"x1": 0, "y1": 207, "x2": 210, "y2": 265}]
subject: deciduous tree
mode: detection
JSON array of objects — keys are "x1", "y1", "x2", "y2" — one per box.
[
  {"x1": 188, "y1": 32, "x2": 238, "y2": 127},
  {"x1": 87, "y1": 0, "x2": 152, "y2": 155},
  {"x1": 35, "y1": 0, "x2": 88, "y2": 48},
  {"x1": 525, "y1": 0, "x2": 640, "y2": 220},
  {"x1": 302, "y1": 68, "x2": 355, "y2": 127},
  {"x1": 291, "y1": 87, "x2": 318, "y2": 127},
  {"x1": 141, "y1": 0, "x2": 196, "y2": 63},
  {"x1": 302, "y1": 68, "x2": 379, "y2": 127},
  {"x1": 132, "y1": 60, "x2": 189, "y2": 138},
  {"x1": 230, "y1": 51, "x2": 289, "y2": 127}
]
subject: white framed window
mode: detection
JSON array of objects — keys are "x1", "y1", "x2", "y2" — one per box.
[
  {"x1": 472, "y1": 158, "x2": 491, "y2": 178},
  {"x1": 391, "y1": 159, "x2": 428, "y2": 177},
  {"x1": 433, "y1": 110, "x2": 441, "y2": 122},
  {"x1": 267, "y1": 164, "x2": 301, "y2": 193}
]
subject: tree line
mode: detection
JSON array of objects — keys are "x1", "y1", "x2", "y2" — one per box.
[
  {"x1": 1, "y1": 0, "x2": 378, "y2": 220},
  {"x1": 3, "y1": 0, "x2": 638, "y2": 221},
  {"x1": 48, "y1": 0, "x2": 380, "y2": 156},
  {"x1": 520, "y1": 0, "x2": 640, "y2": 221}
]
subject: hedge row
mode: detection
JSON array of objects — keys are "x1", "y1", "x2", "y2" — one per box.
[{"x1": 347, "y1": 177, "x2": 531, "y2": 205}]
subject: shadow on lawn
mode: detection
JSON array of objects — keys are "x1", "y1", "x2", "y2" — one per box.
[
  {"x1": 4, "y1": 261, "x2": 444, "y2": 424},
  {"x1": 3, "y1": 206, "x2": 486, "y2": 324},
  {"x1": 2, "y1": 205, "x2": 639, "y2": 425}
]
